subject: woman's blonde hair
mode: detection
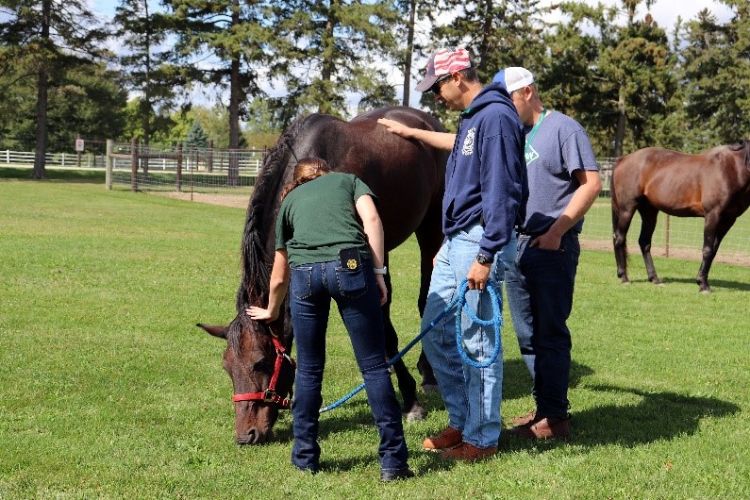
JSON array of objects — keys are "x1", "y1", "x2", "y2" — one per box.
[{"x1": 280, "y1": 157, "x2": 331, "y2": 199}]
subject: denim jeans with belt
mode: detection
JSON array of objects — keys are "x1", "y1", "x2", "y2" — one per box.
[
  {"x1": 289, "y1": 258, "x2": 408, "y2": 473},
  {"x1": 420, "y1": 224, "x2": 514, "y2": 449},
  {"x1": 504, "y1": 230, "x2": 580, "y2": 417}
]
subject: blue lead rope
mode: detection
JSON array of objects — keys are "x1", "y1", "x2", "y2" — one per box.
[{"x1": 319, "y1": 278, "x2": 503, "y2": 413}]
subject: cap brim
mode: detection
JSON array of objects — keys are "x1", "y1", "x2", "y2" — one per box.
[{"x1": 415, "y1": 76, "x2": 439, "y2": 93}]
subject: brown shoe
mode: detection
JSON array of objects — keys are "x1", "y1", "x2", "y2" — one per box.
[
  {"x1": 423, "y1": 426, "x2": 462, "y2": 451},
  {"x1": 439, "y1": 442, "x2": 497, "y2": 462},
  {"x1": 510, "y1": 410, "x2": 536, "y2": 427},
  {"x1": 511, "y1": 415, "x2": 571, "y2": 440}
]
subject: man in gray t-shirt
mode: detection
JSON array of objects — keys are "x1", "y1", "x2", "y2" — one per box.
[{"x1": 494, "y1": 67, "x2": 601, "y2": 440}]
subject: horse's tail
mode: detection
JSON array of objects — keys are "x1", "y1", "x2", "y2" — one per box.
[
  {"x1": 235, "y1": 115, "x2": 308, "y2": 313},
  {"x1": 610, "y1": 157, "x2": 623, "y2": 234}
]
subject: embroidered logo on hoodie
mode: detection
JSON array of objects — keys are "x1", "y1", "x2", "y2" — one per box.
[{"x1": 462, "y1": 127, "x2": 476, "y2": 156}]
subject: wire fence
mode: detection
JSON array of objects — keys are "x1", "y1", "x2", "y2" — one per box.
[{"x1": 2, "y1": 149, "x2": 748, "y2": 265}]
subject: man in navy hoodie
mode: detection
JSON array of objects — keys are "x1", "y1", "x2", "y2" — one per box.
[{"x1": 381, "y1": 48, "x2": 526, "y2": 461}]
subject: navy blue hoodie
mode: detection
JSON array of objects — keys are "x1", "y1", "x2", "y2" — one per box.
[{"x1": 442, "y1": 82, "x2": 527, "y2": 258}]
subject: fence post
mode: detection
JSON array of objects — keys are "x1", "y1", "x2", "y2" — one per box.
[
  {"x1": 207, "y1": 140, "x2": 213, "y2": 173},
  {"x1": 131, "y1": 138, "x2": 139, "y2": 192},
  {"x1": 105, "y1": 140, "x2": 113, "y2": 190},
  {"x1": 176, "y1": 143, "x2": 183, "y2": 192}
]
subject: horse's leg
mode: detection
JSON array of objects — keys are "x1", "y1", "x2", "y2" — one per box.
[
  {"x1": 612, "y1": 205, "x2": 635, "y2": 283},
  {"x1": 637, "y1": 204, "x2": 662, "y2": 284},
  {"x1": 415, "y1": 201, "x2": 444, "y2": 392},
  {"x1": 381, "y1": 258, "x2": 426, "y2": 421},
  {"x1": 697, "y1": 213, "x2": 736, "y2": 293}
]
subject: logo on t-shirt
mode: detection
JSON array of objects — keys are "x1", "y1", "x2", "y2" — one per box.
[
  {"x1": 525, "y1": 145, "x2": 540, "y2": 165},
  {"x1": 462, "y1": 127, "x2": 476, "y2": 156}
]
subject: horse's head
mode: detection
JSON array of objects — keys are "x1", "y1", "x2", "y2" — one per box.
[{"x1": 198, "y1": 316, "x2": 294, "y2": 445}]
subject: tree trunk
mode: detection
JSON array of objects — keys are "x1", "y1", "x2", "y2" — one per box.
[
  {"x1": 477, "y1": 0, "x2": 494, "y2": 67},
  {"x1": 613, "y1": 85, "x2": 627, "y2": 158},
  {"x1": 226, "y1": 0, "x2": 241, "y2": 186},
  {"x1": 401, "y1": 0, "x2": 416, "y2": 107},
  {"x1": 319, "y1": 0, "x2": 338, "y2": 113},
  {"x1": 32, "y1": 0, "x2": 52, "y2": 180}
]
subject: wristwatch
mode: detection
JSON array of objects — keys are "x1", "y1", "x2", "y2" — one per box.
[
  {"x1": 475, "y1": 253, "x2": 492, "y2": 265},
  {"x1": 373, "y1": 266, "x2": 388, "y2": 275}
]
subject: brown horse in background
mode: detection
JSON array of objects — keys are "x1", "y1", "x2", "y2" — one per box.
[
  {"x1": 198, "y1": 106, "x2": 447, "y2": 444},
  {"x1": 611, "y1": 141, "x2": 750, "y2": 292}
]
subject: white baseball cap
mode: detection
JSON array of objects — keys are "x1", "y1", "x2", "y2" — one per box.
[{"x1": 493, "y1": 66, "x2": 534, "y2": 93}]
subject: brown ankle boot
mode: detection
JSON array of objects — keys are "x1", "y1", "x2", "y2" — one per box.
[
  {"x1": 439, "y1": 442, "x2": 497, "y2": 461},
  {"x1": 422, "y1": 426, "x2": 462, "y2": 451}
]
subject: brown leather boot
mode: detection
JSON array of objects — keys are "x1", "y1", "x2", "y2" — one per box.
[
  {"x1": 422, "y1": 426, "x2": 462, "y2": 451},
  {"x1": 511, "y1": 415, "x2": 571, "y2": 440},
  {"x1": 439, "y1": 442, "x2": 497, "y2": 461}
]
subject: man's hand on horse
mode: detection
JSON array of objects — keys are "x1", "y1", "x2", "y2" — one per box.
[
  {"x1": 377, "y1": 118, "x2": 413, "y2": 139},
  {"x1": 246, "y1": 306, "x2": 277, "y2": 322}
]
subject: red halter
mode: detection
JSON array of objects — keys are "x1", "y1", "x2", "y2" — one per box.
[{"x1": 232, "y1": 335, "x2": 294, "y2": 409}]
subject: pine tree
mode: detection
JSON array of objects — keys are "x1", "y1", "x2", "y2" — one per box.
[
  {"x1": 268, "y1": 0, "x2": 400, "y2": 121},
  {"x1": 164, "y1": 0, "x2": 274, "y2": 184},
  {"x1": 0, "y1": 0, "x2": 109, "y2": 178},
  {"x1": 185, "y1": 120, "x2": 209, "y2": 149},
  {"x1": 114, "y1": 0, "x2": 178, "y2": 147}
]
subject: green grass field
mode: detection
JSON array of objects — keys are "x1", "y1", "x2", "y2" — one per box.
[{"x1": 1, "y1": 175, "x2": 749, "y2": 499}]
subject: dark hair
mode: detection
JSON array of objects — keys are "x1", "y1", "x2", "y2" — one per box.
[
  {"x1": 458, "y1": 67, "x2": 479, "y2": 83},
  {"x1": 280, "y1": 157, "x2": 332, "y2": 199}
]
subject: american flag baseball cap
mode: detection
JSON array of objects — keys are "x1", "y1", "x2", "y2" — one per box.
[{"x1": 415, "y1": 48, "x2": 472, "y2": 92}]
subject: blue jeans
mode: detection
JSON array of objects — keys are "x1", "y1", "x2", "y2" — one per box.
[
  {"x1": 420, "y1": 224, "x2": 513, "y2": 449},
  {"x1": 289, "y1": 258, "x2": 408, "y2": 473},
  {"x1": 504, "y1": 231, "x2": 580, "y2": 417}
]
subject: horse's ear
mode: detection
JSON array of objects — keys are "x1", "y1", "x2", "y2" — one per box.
[{"x1": 197, "y1": 323, "x2": 228, "y2": 339}]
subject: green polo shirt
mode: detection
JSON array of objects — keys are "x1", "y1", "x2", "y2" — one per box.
[{"x1": 275, "y1": 172, "x2": 375, "y2": 266}]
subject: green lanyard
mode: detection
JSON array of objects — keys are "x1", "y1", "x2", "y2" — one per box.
[{"x1": 524, "y1": 109, "x2": 548, "y2": 158}]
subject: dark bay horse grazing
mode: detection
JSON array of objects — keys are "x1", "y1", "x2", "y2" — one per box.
[
  {"x1": 198, "y1": 106, "x2": 447, "y2": 444},
  {"x1": 612, "y1": 141, "x2": 750, "y2": 292}
]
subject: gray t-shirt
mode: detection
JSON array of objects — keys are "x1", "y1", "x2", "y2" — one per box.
[{"x1": 521, "y1": 110, "x2": 598, "y2": 234}]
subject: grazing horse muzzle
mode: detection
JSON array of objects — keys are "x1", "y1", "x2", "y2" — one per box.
[{"x1": 232, "y1": 335, "x2": 295, "y2": 445}]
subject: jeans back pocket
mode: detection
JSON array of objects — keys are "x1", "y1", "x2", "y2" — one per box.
[
  {"x1": 291, "y1": 266, "x2": 313, "y2": 300},
  {"x1": 335, "y1": 267, "x2": 367, "y2": 299}
]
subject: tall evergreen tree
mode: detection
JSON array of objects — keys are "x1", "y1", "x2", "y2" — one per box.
[
  {"x1": 268, "y1": 0, "x2": 399, "y2": 121},
  {"x1": 0, "y1": 0, "x2": 109, "y2": 178},
  {"x1": 165, "y1": 0, "x2": 274, "y2": 183},
  {"x1": 420, "y1": 0, "x2": 547, "y2": 128},
  {"x1": 114, "y1": 0, "x2": 179, "y2": 146},
  {"x1": 678, "y1": 2, "x2": 750, "y2": 149}
]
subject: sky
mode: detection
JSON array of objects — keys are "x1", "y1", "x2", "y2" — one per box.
[{"x1": 89, "y1": 0, "x2": 735, "y2": 110}]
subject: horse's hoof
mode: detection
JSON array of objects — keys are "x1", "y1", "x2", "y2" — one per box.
[
  {"x1": 420, "y1": 383, "x2": 439, "y2": 394},
  {"x1": 699, "y1": 288, "x2": 712, "y2": 294},
  {"x1": 403, "y1": 405, "x2": 427, "y2": 422}
]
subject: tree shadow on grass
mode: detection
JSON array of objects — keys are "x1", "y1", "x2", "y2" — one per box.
[{"x1": 502, "y1": 383, "x2": 739, "y2": 452}]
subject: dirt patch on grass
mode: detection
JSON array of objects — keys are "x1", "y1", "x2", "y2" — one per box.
[
  {"x1": 156, "y1": 191, "x2": 249, "y2": 210},
  {"x1": 580, "y1": 239, "x2": 750, "y2": 267}
]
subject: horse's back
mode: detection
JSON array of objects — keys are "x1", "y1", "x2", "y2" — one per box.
[
  {"x1": 292, "y1": 107, "x2": 447, "y2": 249},
  {"x1": 613, "y1": 144, "x2": 749, "y2": 216}
]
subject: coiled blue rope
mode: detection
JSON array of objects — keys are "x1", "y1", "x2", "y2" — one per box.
[{"x1": 320, "y1": 278, "x2": 502, "y2": 413}]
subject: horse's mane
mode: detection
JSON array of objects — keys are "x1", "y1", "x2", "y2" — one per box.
[{"x1": 228, "y1": 115, "x2": 309, "y2": 353}]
